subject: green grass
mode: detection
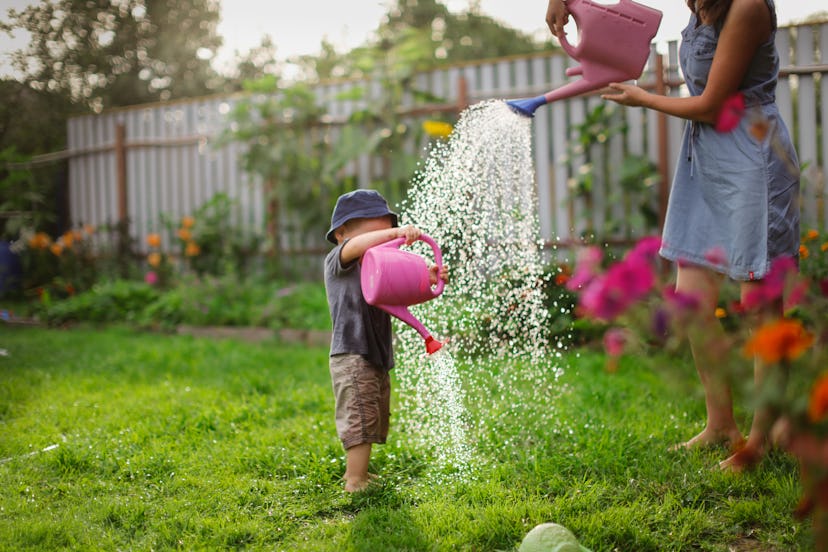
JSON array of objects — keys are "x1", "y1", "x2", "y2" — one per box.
[{"x1": 0, "y1": 326, "x2": 813, "y2": 550}]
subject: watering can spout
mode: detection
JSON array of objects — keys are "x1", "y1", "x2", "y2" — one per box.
[
  {"x1": 507, "y1": 0, "x2": 662, "y2": 118},
  {"x1": 425, "y1": 336, "x2": 444, "y2": 355},
  {"x1": 506, "y1": 95, "x2": 548, "y2": 118}
]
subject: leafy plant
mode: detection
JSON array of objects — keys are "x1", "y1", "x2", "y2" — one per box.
[
  {"x1": 565, "y1": 235, "x2": 828, "y2": 544},
  {"x1": 39, "y1": 279, "x2": 161, "y2": 325},
  {"x1": 221, "y1": 77, "x2": 330, "y2": 260},
  {"x1": 0, "y1": 148, "x2": 54, "y2": 241},
  {"x1": 561, "y1": 104, "x2": 660, "y2": 241},
  {"x1": 159, "y1": 193, "x2": 262, "y2": 278}
]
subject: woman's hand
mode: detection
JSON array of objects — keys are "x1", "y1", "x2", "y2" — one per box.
[
  {"x1": 546, "y1": 0, "x2": 569, "y2": 39},
  {"x1": 601, "y1": 82, "x2": 649, "y2": 108}
]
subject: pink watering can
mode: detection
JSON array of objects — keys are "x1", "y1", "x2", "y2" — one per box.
[
  {"x1": 507, "y1": 0, "x2": 662, "y2": 117},
  {"x1": 361, "y1": 234, "x2": 446, "y2": 355}
]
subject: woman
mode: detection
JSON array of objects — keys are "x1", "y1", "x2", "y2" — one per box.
[{"x1": 547, "y1": 0, "x2": 800, "y2": 470}]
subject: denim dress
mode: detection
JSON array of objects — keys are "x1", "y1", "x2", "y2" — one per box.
[{"x1": 659, "y1": 0, "x2": 800, "y2": 281}]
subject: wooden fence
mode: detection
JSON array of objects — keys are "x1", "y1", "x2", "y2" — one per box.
[{"x1": 60, "y1": 22, "x2": 827, "y2": 259}]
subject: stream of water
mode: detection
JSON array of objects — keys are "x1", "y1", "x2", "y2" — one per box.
[{"x1": 393, "y1": 100, "x2": 568, "y2": 477}]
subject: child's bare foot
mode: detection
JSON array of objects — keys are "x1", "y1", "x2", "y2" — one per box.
[
  {"x1": 344, "y1": 476, "x2": 371, "y2": 493},
  {"x1": 669, "y1": 428, "x2": 745, "y2": 452},
  {"x1": 343, "y1": 473, "x2": 379, "y2": 493}
]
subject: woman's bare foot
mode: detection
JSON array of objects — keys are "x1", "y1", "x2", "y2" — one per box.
[
  {"x1": 669, "y1": 428, "x2": 745, "y2": 452},
  {"x1": 718, "y1": 443, "x2": 764, "y2": 472}
]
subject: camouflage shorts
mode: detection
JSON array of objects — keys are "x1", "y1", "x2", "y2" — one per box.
[{"x1": 329, "y1": 354, "x2": 390, "y2": 449}]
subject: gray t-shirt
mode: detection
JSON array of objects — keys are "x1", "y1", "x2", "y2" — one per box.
[{"x1": 324, "y1": 241, "x2": 394, "y2": 371}]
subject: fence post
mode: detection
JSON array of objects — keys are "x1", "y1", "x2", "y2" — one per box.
[
  {"x1": 115, "y1": 123, "x2": 128, "y2": 224},
  {"x1": 654, "y1": 54, "x2": 670, "y2": 235},
  {"x1": 456, "y1": 75, "x2": 468, "y2": 113}
]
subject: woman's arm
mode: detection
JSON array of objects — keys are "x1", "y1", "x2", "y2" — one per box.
[{"x1": 602, "y1": 0, "x2": 771, "y2": 124}]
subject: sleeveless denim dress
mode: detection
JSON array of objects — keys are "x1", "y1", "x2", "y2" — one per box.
[{"x1": 659, "y1": 0, "x2": 800, "y2": 281}]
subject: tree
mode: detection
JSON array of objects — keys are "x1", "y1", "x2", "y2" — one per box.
[{"x1": 3, "y1": 0, "x2": 224, "y2": 113}]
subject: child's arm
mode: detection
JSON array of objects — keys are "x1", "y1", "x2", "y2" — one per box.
[{"x1": 339, "y1": 225, "x2": 421, "y2": 265}]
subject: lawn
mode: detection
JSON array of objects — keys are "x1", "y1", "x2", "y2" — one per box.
[{"x1": 0, "y1": 325, "x2": 813, "y2": 550}]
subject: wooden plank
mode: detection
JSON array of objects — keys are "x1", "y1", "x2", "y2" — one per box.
[
  {"x1": 796, "y1": 26, "x2": 818, "y2": 226},
  {"x1": 821, "y1": 23, "x2": 828, "y2": 227}
]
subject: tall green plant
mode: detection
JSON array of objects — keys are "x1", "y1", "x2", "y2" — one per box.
[
  {"x1": 0, "y1": 148, "x2": 54, "y2": 241},
  {"x1": 222, "y1": 77, "x2": 329, "y2": 259},
  {"x1": 562, "y1": 104, "x2": 660, "y2": 242}
]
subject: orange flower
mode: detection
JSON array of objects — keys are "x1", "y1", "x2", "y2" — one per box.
[
  {"x1": 181, "y1": 216, "x2": 195, "y2": 229},
  {"x1": 799, "y1": 244, "x2": 809, "y2": 260},
  {"x1": 28, "y1": 232, "x2": 52, "y2": 249},
  {"x1": 808, "y1": 374, "x2": 828, "y2": 423},
  {"x1": 749, "y1": 119, "x2": 769, "y2": 142},
  {"x1": 804, "y1": 229, "x2": 819, "y2": 242},
  {"x1": 184, "y1": 241, "x2": 200, "y2": 257},
  {"x1": 147, "y1": 252, "x2": 162, "y2": 267},
  {"x1": 177, "y1": 228, "x2": 192, "y2": 241},
  {"x1": 714, "y1": 307, "x2": 727, "y2": 319},
  {"x1": 83, "y1": 224, "x2": 95, "y2": 236},
  {"x1": 821, "y1": 242, "x2": 828, "y2": 253},
  {"x1": 147, "y1": 233, "x2": 162, "y2": 248},
  {"x1": 61, "y1": 230, "x2": 75, "y2": 248},
  {"x1": 743, "y1": 318, "x2": 814, "y2": 364},
  {"x1": 50, "y1": 243, "x2": 63, "y2": 257}
]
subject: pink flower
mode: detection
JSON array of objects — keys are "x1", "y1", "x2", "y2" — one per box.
[
  {"x1": 716, "y1": 92, "x2": 745, "y2": 132},
  {"x1": 578, "y1": 253, "x2": 656, "y2": 321},
  {"x1": 145, "y1": 271, "x2": 159, "y2": 285},
  {"x1": 742, "y1": 256, "x2": 798, "y2": 310},
  {"x1": 566, "y1": 246, "x2": 603, "y2": 291},
  {"x1": 603, "y1": 327, "x2": 627, "y2": 357},
  {"x1": 704, "y1": 246, "x2": 727, "y2": 267},
  {"x1": 627, "y1": 236, "x2": 661, "y2": 262},
  {"x1": 663, "y1": 285, "x2": 700, "y2": 311}
]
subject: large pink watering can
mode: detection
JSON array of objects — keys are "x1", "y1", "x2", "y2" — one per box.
[
  {"x1": 361, "y1": 234, "x2": 446, "y2": 355},
  {"x1": 507, "y1": 0, "x2": 662, "y2": 117}
]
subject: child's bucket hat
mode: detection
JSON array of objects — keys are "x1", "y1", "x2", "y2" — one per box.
[{"x1": 326, "y1": 189, "x2": 399, "y2": 244}]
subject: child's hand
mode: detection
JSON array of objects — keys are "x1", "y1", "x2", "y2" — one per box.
[
  {"x1": 429, "y1": 264, "x2": 449, "y2": 286},
  {"x1": 397, "y1": 225, "x2": 421, "y2": 245}
]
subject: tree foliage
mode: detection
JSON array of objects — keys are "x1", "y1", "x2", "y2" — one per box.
[
  {"x1": 4, "y1": 0, "x2": 224, "y2": 113},
  {"x1": 290, "y1": 0, "x2": 551, "y2": 82}
]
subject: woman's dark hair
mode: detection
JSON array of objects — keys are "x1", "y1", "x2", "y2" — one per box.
[{"x1": 686, "y1": 0, "x2": 734, "y2": 28}]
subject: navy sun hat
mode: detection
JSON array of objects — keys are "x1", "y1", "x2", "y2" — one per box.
[{"x1": 326, "y1": 189, "x2": 399, "y2": 244}]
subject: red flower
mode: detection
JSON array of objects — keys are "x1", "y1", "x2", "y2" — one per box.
[{"x1": 715, "y1": 92, "x2": 745, "y2": 132}]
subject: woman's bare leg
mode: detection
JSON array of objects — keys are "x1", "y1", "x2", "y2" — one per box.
[
  {"x1": 671, "y1": 265, "x2": 745, "y2": 451},
  {"x1": 719, "y1": 282, "x2": 783, "y2": 471}
]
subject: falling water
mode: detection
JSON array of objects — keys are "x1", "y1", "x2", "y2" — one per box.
[{"x1": 393, "y1": 100, "x2": 567, "y2": 476}]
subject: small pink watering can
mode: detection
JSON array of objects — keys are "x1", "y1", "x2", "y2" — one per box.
[
  {"x1": 361, "y1": 234, "x2": 446, "y2": 355},
  {"x1": 507, "y1": 0, "x2": 662, "y2": 117}
]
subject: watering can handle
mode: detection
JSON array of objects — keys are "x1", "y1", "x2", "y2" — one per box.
[
  {"x1": 557, "y1": 0, "x2": 640, "y2": 58},
  {"x1": 556, "y1": 0, "x2": 582, "y2": 59},
  {"x1": 387, "y1": 233, "x2": 445, "y2": 296}
]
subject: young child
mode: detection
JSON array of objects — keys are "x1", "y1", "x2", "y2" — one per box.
[{"x1": 324, "y1": 189, "x2": 448, "y2": 492}]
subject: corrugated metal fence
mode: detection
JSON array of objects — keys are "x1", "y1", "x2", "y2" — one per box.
[{"x1": 65, "y1": 22, "x2": 828, "y2": 258}]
